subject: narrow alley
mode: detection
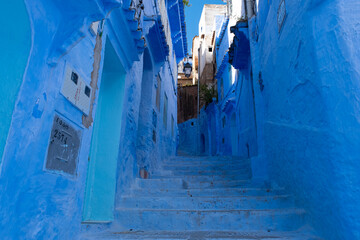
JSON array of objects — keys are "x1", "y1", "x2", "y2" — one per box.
[{"x1": 0, "y1": 0, "x2": 359, "y2": 240}]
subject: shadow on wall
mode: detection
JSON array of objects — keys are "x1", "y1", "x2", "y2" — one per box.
[{"x1": 136, "y1": 48, "x2": 154, "y2": 171}]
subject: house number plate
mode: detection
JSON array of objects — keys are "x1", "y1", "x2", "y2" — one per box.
[{"x1": 45, "y1": 114, "x2": 81, "y2": 175}]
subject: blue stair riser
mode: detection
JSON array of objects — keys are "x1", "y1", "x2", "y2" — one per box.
[
  {"x1": 151, "y1": 174, "x2": 252, "y2": 182},
  {"x1": 162, "y1": 163, "x2": 251, "y2": 171},
  {"x1": 81, "y1": 230, "x2": 321, "y2": 240},
  {"x1": 117, "y1": 195, "x2": 294, "y2": 210},
  {"x1": 128, "y1": 188, "x2": 287, "y2": 197},
  {"x1": 158, "y1": 168, "x2": 251, "y2": 176},
  {"x1": 114, "y1": 208, "x2": 307, "y2": 231},
  {"x1": 166, "y1": 157, "x2": 250, "y2": 164},
  {"x1": 135, "y1": 178, "x2": 254, "y2": 189},
  {"x1": 164, "y1": 158, "x2": 251, "y2": 165},
  {"x1": 152, "y1": 173, "x2": 252, "y2": 181}
]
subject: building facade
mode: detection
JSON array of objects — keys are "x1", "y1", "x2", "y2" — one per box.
[
  {"x1": 0, "y1": 0, "x2": 186, "y2": 238},
  {"x1": 197, "y1": 5, "x2": 227, "y2": 108},
  {"x1": 179, "y1": 0, "x2": 360, "y2": 239},
  {"x1": 177, "y1": 58, "x2": 198, "y2": 124}
]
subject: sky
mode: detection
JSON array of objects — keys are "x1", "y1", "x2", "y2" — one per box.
[{"x1": 184, "y1": 0, "x2": 226, "y2": 55}]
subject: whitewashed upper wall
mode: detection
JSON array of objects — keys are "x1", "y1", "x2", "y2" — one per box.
[
  {"x1": 199, "y1": 5, "x2": 227, "y2": 36},
  {"x1": 230, "y1": 0, "x2": 246, "y2": 20}
]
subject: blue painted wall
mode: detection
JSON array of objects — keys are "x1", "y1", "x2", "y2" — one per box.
[
  {"x1": 178, "y1": 119, "x2": 199, "y2": 155},
  {"x1": 179, "y1": 1, "x2": 360, "y2": 239},
  {"x1": 0, "y1": 1, "x2": 31, "y2": 162},
  {"x1": 0, "y1": 0, "x2": 184, "y2": 238},
  {"x1": 248, "y1": 0, "x2": 360, "y2": 238}
]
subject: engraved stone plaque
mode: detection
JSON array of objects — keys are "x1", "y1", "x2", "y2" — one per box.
[{"x1": 45, "y1": 114, "x2": 81, "y2": 175}]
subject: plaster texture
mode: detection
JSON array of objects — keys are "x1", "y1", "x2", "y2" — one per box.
[
  {"x1": 0, "y1": 1, "x2": 31, "y2": 165},
  {"x1": 179, "y1": 1, "x2": 360, "y2": 239},
  {"x1": 0, "y1": 0, "x2": 185, "y2": 238},
  {"x1": 249, "y1": 1, "x2": 360, "y2": 239}
]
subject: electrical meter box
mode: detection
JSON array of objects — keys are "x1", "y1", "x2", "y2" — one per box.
[{"x1": 61, "y1": 66, "x2": 92, "y2": 115}]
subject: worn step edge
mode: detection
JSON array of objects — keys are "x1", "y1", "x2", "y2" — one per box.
[
  {"x1": 81, "y1": 229, "x2": 322, "y2": 240},
  {"x1": 162, "y1": 161, "x2": 251, "y2": 166},
  {"x1": 113, "y1": 208, "x2": 307, "y2": 231},
  {"x1": 151, "y1": 173, "x2": 252, "y2": 179},
  {"x1": 129, "y1": 187, "x2": 285, "y2": 192},
  {"x1": 117, "y1": 195, "x2": 294, "y2": 210},
  {"x1": 115, "y1": 208, "x2": 305, "y2": 213}
]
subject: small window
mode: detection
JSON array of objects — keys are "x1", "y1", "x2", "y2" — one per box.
[
  {"x1": 71, "y1": 72, "x2": 78, "y2": 85},
  {"x1": 222, "y1": 116, "x2": 226, "y2": 128},
  {"x1": 209, "y1": 47, "x2": 213, "y2": 52},
  {"x1": 84, "y1": 86, "x2": 91, "y2": 97}
]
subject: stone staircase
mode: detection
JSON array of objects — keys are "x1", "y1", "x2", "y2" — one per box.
[{"x1": 82, "y1": 156, "x2": 322, "y2": 239}]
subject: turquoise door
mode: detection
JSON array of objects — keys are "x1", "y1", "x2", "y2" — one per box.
[{"x1": 83, "y1": 39, "x2": 126, "y2": 222}]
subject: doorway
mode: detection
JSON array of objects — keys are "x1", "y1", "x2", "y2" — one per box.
[{"x1": 82, "y1": 38, "x2": 126, "y2": 222}]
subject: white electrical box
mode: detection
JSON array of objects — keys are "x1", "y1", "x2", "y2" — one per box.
[{"x1": 61, "y1": 66, "x2": 92, "y2": 115}]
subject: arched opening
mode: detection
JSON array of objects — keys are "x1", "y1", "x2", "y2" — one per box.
[{"x1": 136, "y1": 49, "x2": 154, "y2": 172}]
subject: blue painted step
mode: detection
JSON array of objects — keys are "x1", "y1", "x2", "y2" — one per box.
[
  {"x1": 152, "y1": 173, "x2": 252, "y2": 181},
  {"x1": 113, "y1": 208, "x2": 307, "y2": 231},
  {"x1": 128, "y1": 187, "x2": 286, "y2": 197},
  {"x1": 162, "y1": 162, "x2": 251, "y2": 171},
  {"x1": 117, "y1": 195, "x2": 294, "y2": 210},
  {"x1": 155, "y1": 168, "x2": 251, "y2": 177},
  {"x1": 80, "y1": 153, "x2": 322, "y2": 239},
  {"x1": 134, "y1": 178, "x2": 254, "y2": 189},
  {"x1": 81, "y1": 230, "x2": 322, "y2": 240},
  {"x1": 167, "y1": 156, "x2": 248, "y2": 162},
  {"x1": 164, "y1": 157, "x2": 250, "y2": 164}
]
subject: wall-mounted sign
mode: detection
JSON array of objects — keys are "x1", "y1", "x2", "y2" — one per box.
[
  {"x1": 61, "y1": 65, "x2": 92, "y2": 115},
  {"x1": 45, "y1": 114, "x2": 82, "y2": 176},
  {"x1": 277, "y1": 0, "x2": 287, "y2": 33}
]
